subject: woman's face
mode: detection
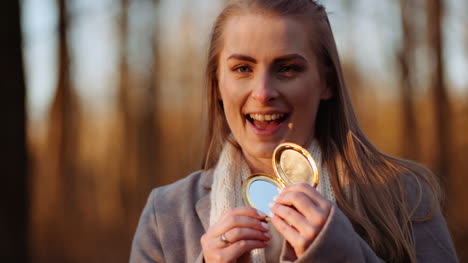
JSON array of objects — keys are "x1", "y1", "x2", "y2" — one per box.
[{"x1": 218, "y1": 13, "x2": 330, "y2": 161}]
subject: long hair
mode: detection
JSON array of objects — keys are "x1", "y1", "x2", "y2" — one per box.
[{"x1": 202, "y1": 0, "x2": 441, "y2": 262}]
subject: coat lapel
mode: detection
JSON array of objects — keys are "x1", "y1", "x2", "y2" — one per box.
[
  {"x1": 195, "y1": 193, "x2": 211, "y2": 231},
  {"x1": 195, "y1": 170, "x2": 213, "y2": 231}
]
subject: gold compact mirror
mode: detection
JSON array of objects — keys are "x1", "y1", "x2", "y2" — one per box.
[{"x1": 242, "y1": 142, "x2": 319, "y2": 216}]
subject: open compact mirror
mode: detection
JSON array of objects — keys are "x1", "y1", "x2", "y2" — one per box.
[{"x1": 242, "y1": 142, "x2": 319, "y2": 216}]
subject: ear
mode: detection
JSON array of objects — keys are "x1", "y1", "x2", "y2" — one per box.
[{"x1": 320, "y1": 85, "x2": 333, "y2": 100}]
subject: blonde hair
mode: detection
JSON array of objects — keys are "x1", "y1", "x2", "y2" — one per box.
[{"x1": 202, "y1": 0, "x2": 441, "y2": 262}]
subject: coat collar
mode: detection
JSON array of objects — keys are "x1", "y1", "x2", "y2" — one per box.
[{"x1": 195, "y1": 169, "x2": 213, "y2": 231}]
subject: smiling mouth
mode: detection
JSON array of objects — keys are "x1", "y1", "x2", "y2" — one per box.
[{"x1": 246, "y1": 113, "x2": 289, "y2": 132}]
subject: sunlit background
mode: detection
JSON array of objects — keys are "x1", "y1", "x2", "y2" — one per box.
[{"x1": 15, "y1": 0, "x2": 468, "y2": 261}]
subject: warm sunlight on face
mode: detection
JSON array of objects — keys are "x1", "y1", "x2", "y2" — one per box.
[{"x1": 218, "y1": 13, "x2": 330, "y2": 167}]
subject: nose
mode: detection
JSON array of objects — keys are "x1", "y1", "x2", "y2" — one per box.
[{"x1": 251, "y1": 71, "x2": 279, "y2": 104}]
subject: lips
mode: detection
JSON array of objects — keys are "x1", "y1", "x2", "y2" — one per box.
[{"x1": 245, "y1": 112, "x2": 289, "y2": 135}]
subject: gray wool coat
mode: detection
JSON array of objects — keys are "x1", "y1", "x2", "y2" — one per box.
[{"x1": 130, "y1": 170, "x2": 459, "y2": 263}]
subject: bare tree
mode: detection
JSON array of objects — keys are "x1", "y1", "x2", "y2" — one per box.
[
  {"x1": 426, "y1": 0, "x2": 451, "y2": 179},
  {"x1": 397, "y1": 0, "x2": 420, "y2": 159},
  {"x1": 117, "y1": 0, "x2": 132, "y2": 221},
  {"x1": 0, "y1": 0, "x2": 29, "y2": 262},
  {"x1": 135, "y1": 0, "x2": 160, "y2": 203},
  {"x1": 117, "y1": 0, "x2": 160, "y2": 235},
  {"x1": 43, "y1": 0, "x2": 80, "y2": 260}
]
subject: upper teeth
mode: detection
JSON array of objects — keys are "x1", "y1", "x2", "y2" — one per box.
[{"x1": 249, "y1": 113, "x2": 285, "y2": 121}]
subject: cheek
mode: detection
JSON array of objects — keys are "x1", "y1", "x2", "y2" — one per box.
[
  {"x1": 219, "y1": 73, "x2": 249, "y2": 110},
  {"x1": 291, "y1": 83, "x2": 322, "y2": 123},
  {"x1": 289, "y1": 82, "x2": 321, "y2": 107},
  {"x1": 218, "y1": 69, "x2": 238, "y2": 101},
  {"x1": 219, "y1": 79, "x2": 242, "y2": 125}
]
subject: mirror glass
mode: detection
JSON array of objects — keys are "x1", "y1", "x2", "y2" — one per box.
[
  {"x1": 279, "y1": 149, "x2": 315, "y2": 184},
  {"x1": 247, "y1": 179, "x2": 280, "y2": 215}
]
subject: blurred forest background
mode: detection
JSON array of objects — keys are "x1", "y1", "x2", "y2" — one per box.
[{"x1": 1, "y1": 0, "x2": 467, "y2": 262}]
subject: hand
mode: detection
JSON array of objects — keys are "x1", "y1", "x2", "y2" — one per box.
[
  {"x1": 201, "y1": 207, "x2": 271, "y2": 263},
  {"x1": 269, "y1": 183, "x2": 331, "y2": 259}
]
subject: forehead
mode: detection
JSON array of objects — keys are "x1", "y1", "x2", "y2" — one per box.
[{"x1": 220, "y1": 13, "x2": 315, "y2": 59}]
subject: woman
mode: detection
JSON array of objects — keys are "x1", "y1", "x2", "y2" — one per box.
[{"x1": 130, "y1": 0, "x2": 458, "y2": 262}]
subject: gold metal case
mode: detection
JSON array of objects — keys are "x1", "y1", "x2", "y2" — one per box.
[{"x1": 242, "y1": 142, "x2": 320, "y2": 213}]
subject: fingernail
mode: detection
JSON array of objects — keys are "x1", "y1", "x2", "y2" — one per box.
[
  {"x1": 268, "y1": 212, "x2": 274, "y2": 218},
  {"x1": 273, "y1": 195, "x2": 278, "y2": 202},
  {"x1": 261, "y1": 222, "x2": 269, "y2": 230},
  {"x1": 264, "y1": 232, "x2": 271, "y2": 239},
  {"x1": 257, "y1": 210, "x2": 267, "y2": 218},
  {"x1": 268, "y1": 202, "x2": 274, "y2": 208}
]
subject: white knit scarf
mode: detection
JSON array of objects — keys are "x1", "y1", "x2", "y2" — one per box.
[{"x1": 209, "y1": 140, "x2": 336, "y2": 263}]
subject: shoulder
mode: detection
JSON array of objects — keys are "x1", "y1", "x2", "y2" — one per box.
[
  {"x1": 152, "y1": 170, "x2": 208, "y2": 196},
  {"x1": 400, "y1": 166, "x2": 441, "y2": 218},
  {"x1": 148, "y1": 169, "x2": 212, "y2": 211},
  {"x1": 131, "y1": 170, "x2": 212, "y2": 262},
  {"x1": 399, "y1": 167, "x2": 459, "y2": 260}
]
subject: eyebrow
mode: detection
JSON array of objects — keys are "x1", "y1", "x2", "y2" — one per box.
[
  {"x1": 273, "y1": 54, "x2": 307, "y2": 64},
  {"x1": 227, "y1": 54, "x2": 257, "y2": 63},
  {"x1": 226, "y1": 53, "x2": 307, "y2": 64}
]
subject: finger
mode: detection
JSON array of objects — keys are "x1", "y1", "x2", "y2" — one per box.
[
  {"x1": 211, "y1": 215, "x2": 269, "y2": 237},
  {"x1": 281, "y1": 183, "x2": 318, "y2": 201},
  {"x1": 222, "y1": 240, "x2": 269, "y2": 260},
  {"x1": 224, "y1": 227, "x2": 271, "y2": 243},
  {"x1": 270, "y1": 203, "x2": 316, "y2": 236},
  {"x1": 270, "y1": 213, "x2": 303, "y2": 246},
  {"x1": 274, "y1": 191, "x2": 327, "y2": 226},
  {"x1": 270, "y1": 214, "x2": 311, "y2": 256},
  {"x1": 223, "y1": 207, "x2": 268, "y2": 220},
  {"x1": 201, "y1": 235, "x2": 268, "y2": 263},
  {"x1": 281, "y1": 183, "x2": 331, "y2": 213}
]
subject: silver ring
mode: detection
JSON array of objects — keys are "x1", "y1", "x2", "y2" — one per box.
[{"x1": 220, "y1": 233, "x2": 230, "y2": 245}]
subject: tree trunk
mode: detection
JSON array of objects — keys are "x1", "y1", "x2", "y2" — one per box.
[
  {"x1": 136, "y1": 4, "x2": 159, "y2": 206},
  {"x1": 427, "y1": 0, "x2": 450, "y2": 179},
  {"x1": 117, "y1": 0, "x2": 143, "y2": 238},
  {"x1": 117, "y1": 0, "x2": 160, "y2": 235},
  {"x1": 0, "y1": 1, "x2": 29, "y2": 262},
  {"x1": 398, "y1": 0, "x2": 420, "y2": 160},
  {"x1": 43, "y1": 0, "x2": 80, "y2": 261}
]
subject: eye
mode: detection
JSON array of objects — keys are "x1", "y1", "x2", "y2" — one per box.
[
  {"x1": 277, "y1": 64, "x2": 304, "y2": 78},
  {"x1": 233, "y1": 65, "x2": 252, "y2": 73},
  {"x1": 278, "y1": 64, "x2": 301, "y2": 73}
]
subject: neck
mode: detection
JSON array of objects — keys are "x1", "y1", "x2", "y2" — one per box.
[{"x1": 242, "y1": 152, "x2": 275, "y2": 175}]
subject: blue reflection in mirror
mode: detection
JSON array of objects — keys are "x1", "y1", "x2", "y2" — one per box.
[{"x1": 248, "y1": 180, "x2": 279, "y2": 215}]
